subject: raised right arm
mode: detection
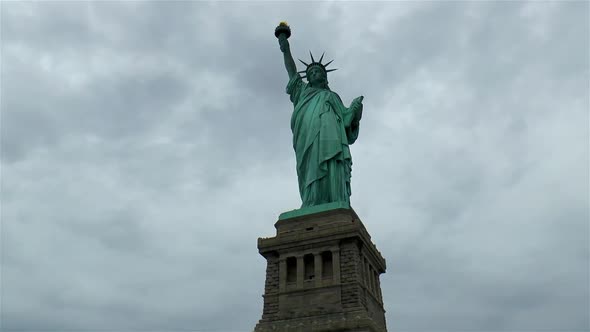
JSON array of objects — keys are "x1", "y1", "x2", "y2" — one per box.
[{"x1": 279, "y1": 35, "x2": 297, "y2": 80}]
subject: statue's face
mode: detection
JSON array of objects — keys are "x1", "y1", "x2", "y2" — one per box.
[{"x1": 307, "y1": 66, "x2": 327, "y2": 86}]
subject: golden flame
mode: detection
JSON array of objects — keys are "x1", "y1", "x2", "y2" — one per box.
[{"x1": 279, "y1": 21, "x2": 289, "y2": 26}]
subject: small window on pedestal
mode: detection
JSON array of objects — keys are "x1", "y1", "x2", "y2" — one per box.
[
  {"x1": 321, "y1": 251, "x2": 333, "y2": 279},
  {"x1": 304, "y1": 254, "x2": 315, "y2": 280},
  {"x1": 286, "y1": 257, "x2": 297, "y2": 283}
]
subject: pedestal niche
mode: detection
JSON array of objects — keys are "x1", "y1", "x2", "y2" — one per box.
[{"x1": 254, "y1": 205, "x2": 387, "y2": 332}]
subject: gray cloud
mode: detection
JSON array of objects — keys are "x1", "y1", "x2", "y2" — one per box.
[{"x1": 1, "y1": 1, "x2": 588, "y2": 331}]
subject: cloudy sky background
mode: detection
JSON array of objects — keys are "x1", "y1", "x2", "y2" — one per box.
[{"x1": 1, "y1": 1, "x2": 588, "y2": 331}]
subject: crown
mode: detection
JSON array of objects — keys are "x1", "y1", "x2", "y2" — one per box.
[{"x1": 297, "y1": 51, "x2": 337, "y2": 79}]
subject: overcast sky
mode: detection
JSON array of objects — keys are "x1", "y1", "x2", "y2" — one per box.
[{"x1": 1, "y1": 1, "x2": 589, "y2": 331}]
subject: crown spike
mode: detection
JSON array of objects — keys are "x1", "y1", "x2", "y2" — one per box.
[
  {"x1": 298, "y1": 59, "x2": 309, "y2": 67},
  {"x1": 309, "y1": 51, "x2": 315, "y2": 63},
  {"x1": 319, "y1": 52, "x2": 325, "y2": 64},
  {"x1": 324, "y1": 59, "x2": 334, "y2": 67},
  {"x1": 326, "y1": 68, "x2": 338, "y2": 73}
]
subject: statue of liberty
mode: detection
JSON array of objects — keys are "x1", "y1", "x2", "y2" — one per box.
[{"x1": 275, "y1": 22, "x2": 364, "y2": 208}]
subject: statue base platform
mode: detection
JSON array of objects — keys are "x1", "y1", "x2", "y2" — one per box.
[
  {"x1": 278, "y1": 201, "x2": 350, "y2": 220},
  {"x1": 254, "y1": 207, "x2": 388, "y2": 332}
]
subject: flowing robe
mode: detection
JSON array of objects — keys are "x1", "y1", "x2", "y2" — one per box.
[{"x1": 287, "y1": 75, "x2": 362, "y2": 208}]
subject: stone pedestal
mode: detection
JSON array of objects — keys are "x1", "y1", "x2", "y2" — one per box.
[{"x1": 254, "y1": 207, "x2": 387, "y2": 332}]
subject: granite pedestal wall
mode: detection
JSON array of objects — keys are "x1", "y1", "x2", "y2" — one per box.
[{"x1": 254, "y1": 207, "x2": 387, "y2": 332}]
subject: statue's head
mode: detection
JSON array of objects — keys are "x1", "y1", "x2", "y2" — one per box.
[
  {"x1": 307, "y1": 66, "x2": 328, "y2": 88},
  {"x1": 298, "y1": 51, "x2": 337, "y2": 89}
]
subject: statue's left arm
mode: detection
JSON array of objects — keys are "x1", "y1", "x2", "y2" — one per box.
[{"x1": 343, "y1": 96, "x2": 364, "y2": 144}]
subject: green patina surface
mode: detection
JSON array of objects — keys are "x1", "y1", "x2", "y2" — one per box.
[
  {"x1": 276, "y1": 23, "x2": 364, "y2": 209},
  {"x1": 278, "y1": 201, "x2": 351, "y2": 220}
]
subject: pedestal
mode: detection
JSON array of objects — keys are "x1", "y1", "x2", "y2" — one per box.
[{"x1": 254, "y1": 207, "x2": 388, "y2": 332}]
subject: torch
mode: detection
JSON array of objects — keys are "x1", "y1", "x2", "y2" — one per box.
[{"x1": 275, "y1": 21, "x2": 291, "y2": 40}]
